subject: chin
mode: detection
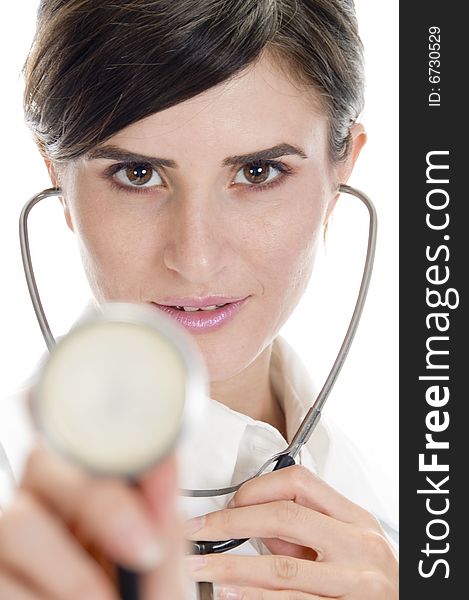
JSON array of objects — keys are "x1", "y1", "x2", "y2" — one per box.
[
  {"x1": 203, "y1": 357, "x2": 242, "y2": 383},
  {"x1": 193, "y1": 332, "x2": 268, "y2": 384}
]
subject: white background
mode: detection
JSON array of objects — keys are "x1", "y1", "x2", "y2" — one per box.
[{"x1": 0, "y1": 2, "x2": 398, "y2": 521}]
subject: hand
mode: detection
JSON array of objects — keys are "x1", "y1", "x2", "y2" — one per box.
[
  {"x1": 185, "y1": 465, "x2": 398, "y2": 599},
  {"x1": 0, "y1": 444, "x2": 186, "y2": 599}
]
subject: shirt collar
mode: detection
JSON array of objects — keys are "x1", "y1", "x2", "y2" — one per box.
[{"x1": 179, "y1": 336, "x2": 325, "y2": 497}]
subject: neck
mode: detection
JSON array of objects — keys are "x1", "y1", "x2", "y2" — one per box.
[{"x1": 210, "y1": 343, "x2": 286, "y2": 437}]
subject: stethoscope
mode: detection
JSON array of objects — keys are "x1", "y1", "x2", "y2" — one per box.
[{"x1": 19, "y1": 183, "x2": 377, "y2": 599}]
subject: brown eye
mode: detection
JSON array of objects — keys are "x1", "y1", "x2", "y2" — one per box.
[
  {"x1": 242, "y1": 162, "x2": 270, "y2": 184},
  {"x1": 233, "y1": 161, "x2": 284, "y2": 188},
  {"x1": 126, "y1": 163, "x2": 153, "y2": 185},
  {"x1": 114, "y1": 163, "x2": 162, "y2": 188}
]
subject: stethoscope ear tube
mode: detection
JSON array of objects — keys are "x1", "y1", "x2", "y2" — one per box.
[
  {"x1": 282, "y1": 183, "x2": 377, "y2": 461},
  {"x1": 19, "y1": 187, "x2": 62, "y2": 351}
]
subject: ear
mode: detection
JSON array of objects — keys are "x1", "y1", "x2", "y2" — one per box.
[
  {"x1": 336, "y1": 122, "x2": 367, "y2": 183},
  {"x1": 324, "y1": 123, "x2": 367, "y2": 224},
  {"x1": 43, "y1": 157, "x2": 75, "y2": 233}
]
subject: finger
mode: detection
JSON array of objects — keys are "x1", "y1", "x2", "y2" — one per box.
[
  {"x1": 230, "y1": 465, "x2": 379, "y2": 530},
  {"x1": 0, "y1": 572, "x2": 47, "y2": 600},
  {"x1": 138, "y1": 455, "x2": 188, "y2": 600},
  {"x1": 187, "y1": 554, "x2": 356, "y2": 597},
  {"x1": 215, "y1": 585, "x2": 330, "y2": 600},
  {"x1": 21, "y1": 445, "x2": 164, "y2": 571},
  {"x1": 141, "y1": 532, "x2": 188, "y2": 600},
  {"x1": 0, "y1": 492, "x2": 116, "y2": 600},
  {"x1": 187, "y1": 500, "x2": 396, "y2": 571},
  {"x1": 140, "y1": 454, "x2": 179, "y2": 521},
  {"x1": 141, "y1": 497, "x2": 188, "y2": 600},
  {"x1": 185, "y1": 500, "x2": 351, "y2": 563}
]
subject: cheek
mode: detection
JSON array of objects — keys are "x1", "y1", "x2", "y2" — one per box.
[
  {"x1": 267, "y1": 222, "x2": 320, "y2": 331},
  {"x1": 251, "y1": 192, "x2": 326, "y2": 305},
  {"x1": 276, "y1": 222, "x2": 319, "y2": 289},
  {"x1": 67, "y1": 187, "x2": 156, "y2": 299}
]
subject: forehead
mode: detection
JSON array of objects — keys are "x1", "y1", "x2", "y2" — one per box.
[{"x1": 105, "y1": 53, "x2": 329, "y2": 161}]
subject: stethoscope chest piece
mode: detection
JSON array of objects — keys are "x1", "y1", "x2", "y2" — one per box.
[{"x1": 31, "y1": 301, "x2": 207, "y2": 478}]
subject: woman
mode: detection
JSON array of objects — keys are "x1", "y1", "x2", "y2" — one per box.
[{"x1": 0, "y1": 0, "x2": 398, "y2": 598}]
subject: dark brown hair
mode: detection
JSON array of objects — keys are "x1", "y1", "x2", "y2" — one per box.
[{"x1": 23, "y1": 0, "x2": 364, "y2": 162}]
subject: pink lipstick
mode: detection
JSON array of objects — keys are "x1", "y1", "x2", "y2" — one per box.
[{"x1": 151, "y1": 297, "x2": 249, "y2": 333}]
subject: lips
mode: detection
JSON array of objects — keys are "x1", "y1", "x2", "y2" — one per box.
[{"x1": 151, "y1": 296, "x2": 249, "y2": 333}]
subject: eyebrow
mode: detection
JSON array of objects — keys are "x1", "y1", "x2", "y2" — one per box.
[{"x1": 86, "y1": 142, "x2": 308, "y2": 168}]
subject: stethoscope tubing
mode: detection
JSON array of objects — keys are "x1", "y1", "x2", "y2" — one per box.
[
  {"x1": 191, "y1": 183, "x2": 377, "y2": 556},
  {"x1": 19, "y1": 183, "x2": 377, "y2": 598},
  {"x1": 19, "y1": 187, "x2": 62, "y2": 352}
]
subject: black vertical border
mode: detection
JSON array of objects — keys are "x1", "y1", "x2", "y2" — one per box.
[{"x1": 400, "y1": 2, "x2": 465, "y2": 595}]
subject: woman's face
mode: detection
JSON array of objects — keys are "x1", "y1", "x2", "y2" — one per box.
[{"x1": 56, "y1": 54, "x2": 363, "y2": 383}]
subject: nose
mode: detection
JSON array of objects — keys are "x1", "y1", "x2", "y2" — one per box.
[{"x1": 162, "y1": 194, "x2": 232, "y2": 284}]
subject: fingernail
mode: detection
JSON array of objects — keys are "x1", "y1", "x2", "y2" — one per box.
[
  {"x1": 227, "y1": 497, "x2": 236, "y2": 508},
  {"x1": 215, "y1": 585, "x2": 243, "y2": 600},
  {"x1": 184, "y1": 515, "x2": 206, "y2": 535},
  {"x1": 185, "y1": 555, "x2": 207, "y2": 571},
  {"x1": 135, "y1": 540, "x2": 165, "y2": 570}
]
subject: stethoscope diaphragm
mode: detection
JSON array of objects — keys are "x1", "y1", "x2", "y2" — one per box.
[{"x1": 31, "y1": 301, "x2": 207, "y2": 477}]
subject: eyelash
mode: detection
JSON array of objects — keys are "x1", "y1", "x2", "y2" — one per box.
[{"x1": 104, "y1": 160, "x2": 294, "y2": 196}]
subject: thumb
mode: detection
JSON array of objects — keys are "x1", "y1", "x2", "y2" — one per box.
[
  {"x1": 139, "y1": 455, "x2": 189, "y2": 600},
  {"x1": 139, "y1": 454, "x2": 179, "y2": 521}
]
